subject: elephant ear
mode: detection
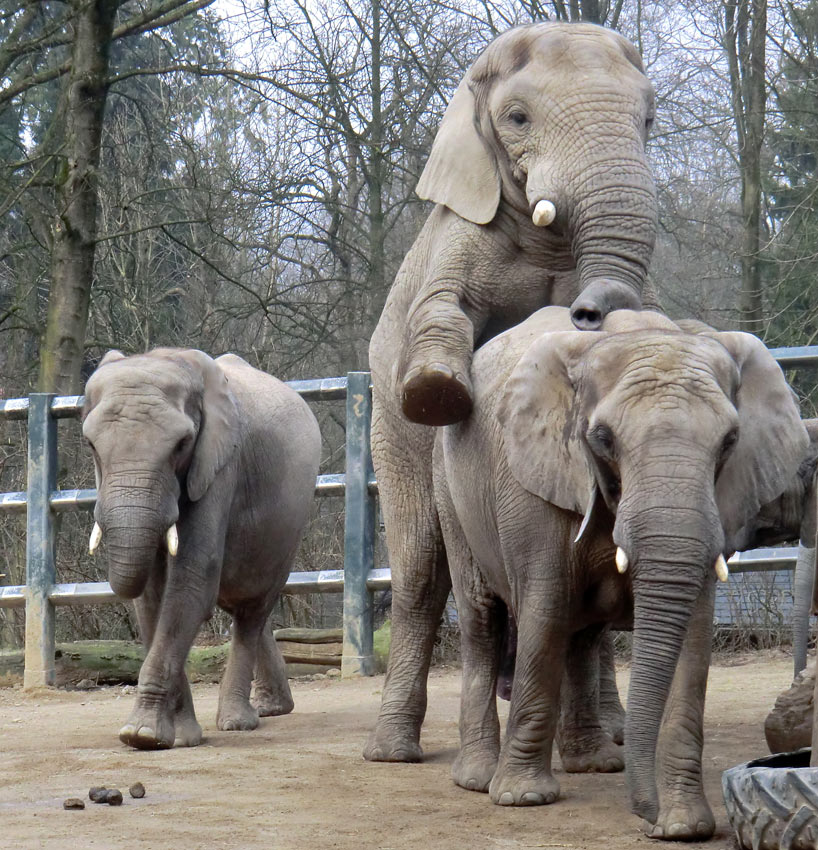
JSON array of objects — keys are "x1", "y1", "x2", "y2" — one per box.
[
  {"x1": 179, "y1": 350, "x2": 240, "y2": 502},
  {"x1": 713, "y1": 332, "x2": 810, "y2": 543},
  {"x1": 497, "y1": 331, "x2": 600, "y2": 513},
  {"x1": 415, "y1": 74, "x2": 500, "y2": 225}
]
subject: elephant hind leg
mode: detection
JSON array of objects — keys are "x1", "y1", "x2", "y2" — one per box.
[
  {"x1": 364, "y1": 412, "x2": 451, "y2": 762},
  {"x1": 253, "y1": 627, "x2": 294, "y2": 717},
  {"x1": 557, "y1": 626, "x2": 624, "y2": 774},
  {"x1": 436, "y1": 472, "x2": 501, "y2": 793},
  {"x1": 217, "y1": 605, "x2": 269, "y2": 732}
]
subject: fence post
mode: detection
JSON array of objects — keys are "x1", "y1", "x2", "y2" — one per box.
[
  {"x1": 24, "y1": 394, "x2": 57, "y2": 689},
  {"x1": 342, "y1": 372, "x2": 376, "y2": 677}
]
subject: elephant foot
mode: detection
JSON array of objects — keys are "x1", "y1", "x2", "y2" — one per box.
[
  {"x1": 452, "y1": 749, "x2": 498, "y2": 792},
  {"x1": 218, "y1": 701, "x2": 260, "y2": 731},
  {"x1": 119, "y1": 711, "x2": 175, "y2": 750},
  {"x1": 489, "y1": 767, "x2": 560, "y2": 806},
  {"x1": 640, "y1": 795, "x2": 715, "y2": 841},
  {"x1": 401, "y1": 363, "x2": 473, "y2": 426},
  {"x1": 173, "y1": 713, "x2": 203, "y2": 747},
  {"x1": 254, "y1": 684, "x2": 294, "y2": 717},
  {"x1": 363, "y1": 720, "x2": 423, "y2": 762},
  {"x1": 560, "y1": 738, "x2": 624, "y2": 773},
  {"x1": 600, "y1": 706, "x2": 625, "y2": 745}
]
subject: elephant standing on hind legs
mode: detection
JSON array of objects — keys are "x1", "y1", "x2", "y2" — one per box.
[
  {"x1": 82, "y1": 348, "x2": 321, "y2": 749},
  {"x1": 365, "y1": 21, "x2": 658, "y2": 762}
]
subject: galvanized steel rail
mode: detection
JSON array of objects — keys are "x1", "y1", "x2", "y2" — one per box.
[{"x1": 1, "y1": 345, "x2": 817, "y2": 688}]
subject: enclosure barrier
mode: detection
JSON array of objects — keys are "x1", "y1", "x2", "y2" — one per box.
[{"x1": 0, "y1": 345, "x2": 817, "y2": 688}]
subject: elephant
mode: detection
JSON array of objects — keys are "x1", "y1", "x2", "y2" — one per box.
[
  {"x1": 81, "y1": 348, "x2": 321, "y2": 749},
  {"x1": 431, "y1": 306, "x2": 808, "y2": 839},
  {"x1": 366, "y1": 20, "x2": 658, "y2": 763}
]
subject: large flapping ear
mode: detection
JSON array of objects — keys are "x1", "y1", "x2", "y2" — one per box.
[
  {"x1": 178, "y1": 350, "x2": 240, "y2": 502},
  {"x1": 415, "y1": 72, "x2": 501, "y2": 224},
  {"x1": 498, "y1": 331, "x2": 600, "y2": 513},
  {"x1": 712, "y1": 332, "x2": 809, "y2": 542}
]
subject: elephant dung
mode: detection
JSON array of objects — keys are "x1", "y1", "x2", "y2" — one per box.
[
  {"x1": 764, "y1": 659, "x2": 815, "y2": 754},
  {"x1": 63, "y1": 798, "x2": 85, "y2": 810}
]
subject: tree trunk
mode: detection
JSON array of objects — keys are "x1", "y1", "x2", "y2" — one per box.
[
  {"x1": 38, "y1": 0, "x2": 119, "y2": 393},
  {"x1": 723, "y1": 0, "x2": 767, "y2": 335}
]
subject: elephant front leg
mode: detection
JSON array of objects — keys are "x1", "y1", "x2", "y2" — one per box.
[
  {"x1": 120, "y1": 563, "x2": 217, "y2": 750},
  {"x1": 401, "y1": 286, "x2": 480, "y2": 427},
  {"x1": 253, "y1": 628, "x2": 294, "y2": 717},
  {"x1": 489, "y1": 606, "x2": 565, "y2": 806},
  {"x1": 557, "y1": 627, "x2": 623, "y2": 774},
  {"x1": 646, "y1": 580, "x2": 715, "y2": 841}
]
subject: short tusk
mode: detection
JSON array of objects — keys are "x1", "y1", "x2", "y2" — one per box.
[
  {"x1": 89, "y1": 522, "x2": 102, "y2": 555},
  {"x1": 715, "y1": 554, "x2": 729, "y2": 582},
  {"x1": 166, "y1": 524, "x2": 179, "y2": 557},
  {"x1": 615, "y1": 546, "x2": 629, "y2": 574},
  {"x1": 532, "y1": 199, "x2": 556, "y2": 227}
]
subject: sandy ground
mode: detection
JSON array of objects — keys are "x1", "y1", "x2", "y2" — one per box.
[{"x1": 0, "y1": 654, "x2": 795, "y2": 850}]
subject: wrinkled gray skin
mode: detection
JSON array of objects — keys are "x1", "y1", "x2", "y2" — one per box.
[
  {"x1": 433, "y1": 307, "x2": 807, "y2": 840},
  {"x1": 82, "y1": 349, "x2": 321, "y2": 750},
  {"x1": 366, "y1": 21, "x2": 657, "y2": 764}
]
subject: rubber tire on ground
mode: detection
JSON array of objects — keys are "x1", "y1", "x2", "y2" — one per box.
[{"x1": 722, "y1": 749, "x2": 818, "y2": 850}]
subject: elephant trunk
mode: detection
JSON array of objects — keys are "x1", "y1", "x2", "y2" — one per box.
[
  {"x1": 793, "y1": 544, "x2": 816, "y2": 675},
  {"x1": 97, "y1": 476, "x2": 178, "y2": 599},
  {"x1": 617, "y1": 496, "x2": 720, "y2": 823},
  {"x1": 563, "y1": 155, "x2": 658, "y2": 329}
]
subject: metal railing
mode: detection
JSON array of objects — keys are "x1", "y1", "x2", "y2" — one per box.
[
  {"x1": 1, "y1": 344, "x2": 817, "y2": 689},
  {"x1": 0, "y1": 372, "x2": 378, "y2": 688}
]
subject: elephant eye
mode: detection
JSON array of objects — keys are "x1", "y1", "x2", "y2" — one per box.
[
  {"x1": 718, "y1": 428, "x2": 739, "y2": 466},
  {"x1": 587, "y1": 424, "x2": 616, "y2": 460},
  {"x1": 508, "y1": 110, "x2": 528, "y2": 127}
]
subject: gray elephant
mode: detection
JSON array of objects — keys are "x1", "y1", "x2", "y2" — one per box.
[
  {"x1": 432, "y1": 307, "x2": 807, "y2": 840},
  {"x1": 366, "y1": 21, "x2": 657, "y2": 763},
  {"x1": 82, "y1": 348, "x2": 321, "y2": 749}
]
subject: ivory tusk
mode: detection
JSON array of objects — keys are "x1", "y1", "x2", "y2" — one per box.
[
  {"x1": 532, "y1": 199, "x2": 556, "y2": 227},
  {"x1": 615, "y1": 546, "x2": 629, "y2": 574},
  {"x1": 89, "y1": 522, "x2": 102, "y2": 555},
  {"x1": 715, "y1": 554, "x2": 729, "y2": 583},
  {"x1": 166, "y1": 524, "x2": 179, "y2": 557}
]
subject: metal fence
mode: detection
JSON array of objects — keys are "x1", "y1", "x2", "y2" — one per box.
[{"x1": 0, "y1": 343, "x2": 817, "y2": 689}]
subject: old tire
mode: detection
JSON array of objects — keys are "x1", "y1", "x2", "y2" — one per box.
[{"x1": 722, "y1": 750, "x2": 818, "y2": 850}]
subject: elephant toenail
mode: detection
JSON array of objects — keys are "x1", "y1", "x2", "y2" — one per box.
[
  {"x1": 520, "y1": 792, "x2": 543, "y2": 805},
  {"x1": 498, "y1": 792, "x2": 515, "y2": 805}
]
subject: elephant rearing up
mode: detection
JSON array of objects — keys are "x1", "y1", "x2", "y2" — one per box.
[{"x1": 366, "y1": 22, "x2": 657, "y2": 763}]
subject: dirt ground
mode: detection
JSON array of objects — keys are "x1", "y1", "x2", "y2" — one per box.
[{"x1": 0, "y1": 653, "x2": 796, "y2": 850}]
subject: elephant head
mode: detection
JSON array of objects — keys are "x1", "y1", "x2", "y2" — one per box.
[
  {"x1": 497, "y1": 311, "x2": 808, "y2": 823},
  {"x1": 416, "y1": 22, "x2": 657, "y2": 330},
  {"x1": 82, "y1": 349, "x2": 239, "y2": 599}
]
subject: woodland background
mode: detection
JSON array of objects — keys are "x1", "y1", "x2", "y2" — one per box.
[{"x1": 0, "y1": 0, "x2": 815, "y2": 647}]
